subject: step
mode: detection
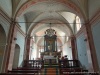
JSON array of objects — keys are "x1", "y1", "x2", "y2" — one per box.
[{"x1": 41, "y1": 68, "x2": 59, "y2": 75}]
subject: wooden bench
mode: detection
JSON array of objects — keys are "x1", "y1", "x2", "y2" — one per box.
[
  {"x1": 8, "y1": 70, "x2": 38, "y2": 73},
  {"x1": 60, "y1": 68, "x2": 83, "y2": 74},
  {"x1": 0, "y1": 73, "x2": 35, "y2": 75},
  {"x1": 12, "y1": 68, "x2": 41, "y2": 71},
  {"x1": 63, "y1": 72, "x2": 99, "y2": 75}
]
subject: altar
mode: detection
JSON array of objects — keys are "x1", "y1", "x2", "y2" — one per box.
[
  {"x1": 40, "y1": 26, "x2": 62, "y2": 66},
  {"x1": 43, "y1": 55, "x2": 58, "y2": 65}
]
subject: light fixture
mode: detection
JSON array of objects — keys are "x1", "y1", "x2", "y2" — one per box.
[{"x1": 45, "y1": 23, "x2": 56, "y2": 37}]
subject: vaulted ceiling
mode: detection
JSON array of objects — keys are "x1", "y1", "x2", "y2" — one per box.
[{"x1": 0, "y1": 0, "x2": 100, "y2": 46}]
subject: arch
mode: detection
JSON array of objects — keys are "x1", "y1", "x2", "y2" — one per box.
[
  {"x1": 15, "y1": 0, "x2": 85, "y2": 21},
  {"x1": 28, "y1": 19, "x2": 73, "y2": 36},
  {"x1": 0, "y1": 24, "x2": 6, "y2": 72},
  {"x1": 12, "y1": 44, "x2": 20, "y2": 69}
]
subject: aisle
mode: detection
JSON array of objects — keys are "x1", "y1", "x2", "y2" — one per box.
[{"x1": 43, "y1": 68, "x2": 59, "y2": 75}]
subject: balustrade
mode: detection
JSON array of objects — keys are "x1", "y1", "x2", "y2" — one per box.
[
  {"x1": 23, "y1": 60, "x2": 44, "y2": 69},
  {"x1": 59, "y1": 60, "x2": 80, "y2": 68}
]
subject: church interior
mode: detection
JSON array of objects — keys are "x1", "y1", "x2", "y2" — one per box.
[{"x1": 0, "y1": 0, "x2": 100, "y2": 75}]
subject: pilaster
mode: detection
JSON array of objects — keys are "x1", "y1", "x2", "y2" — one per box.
[
  {"x1": 25, "y1": 35, "x2": 31, "y2": 60},
  {"x1": 85, "y1": 22, "x2": 99, "y2": 72},
  {"x1": 70, "y1": 35, "x2": 77, "y2": 60},
  {"x1": 5, "y1": 19, "x2": 17, "y2": 71}
]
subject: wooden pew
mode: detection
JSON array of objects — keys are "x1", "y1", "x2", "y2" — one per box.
[
  {"x1": 63, "y1": 72, "x2": 99, "y2": 75},
  {"x1": 60, "y1": 68, "x2": 82, "y2": 74},
  {"x1": 60, "y1": 68, "x2": 99, "y2": 75},
  {"x1": 8, "y1": 70, "x2": 38, "y2": 73},
  {"x1": 12, "y1": 67, "x2": 41, "y2": 71},
  {"x1": 0, "y1": 73, "x2": 35, "y2": 75}
]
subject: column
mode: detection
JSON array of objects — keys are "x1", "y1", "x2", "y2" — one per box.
[
  {"x1": 25, "y1": 35, "x2": 31, "y2": 60},
  {"x1": 85, "y1": 23, "x2": 99, "y2": 72},
  {"x1": 71, "y1": 35, "x2": 77, "y2": 60}
]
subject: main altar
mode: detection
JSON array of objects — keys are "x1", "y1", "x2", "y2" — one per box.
[{"x1": 40, "y1": 27, "x2": 62, "y2": 65}]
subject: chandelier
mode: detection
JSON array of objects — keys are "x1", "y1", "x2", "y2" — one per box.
[{"x1": 45, "y1": 23, "x2": 56, "y2": 37}]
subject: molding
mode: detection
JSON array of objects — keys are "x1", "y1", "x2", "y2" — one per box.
[
  {"x1": 16, "y1": 24, "x2": 26, "y2": 37},
  {"x1": 0, "y1": 9, "x2": 11, "y2": 24},
  {"x1": 75, "y1": 25, "x2": 86, "y2": 38}
]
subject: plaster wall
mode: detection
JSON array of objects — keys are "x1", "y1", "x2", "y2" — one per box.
[
  {"x1": 0, "y1": 17, "x2": 9, "y2": 72},
  {"x1": 91, "y1": 21, "x2": 100, "y2": 70},
  {"x1": 0, "y1": 16, "x2": 10, "y2": 38},
  {"x1": 76, "y1": 33, "x2": 89, "y2": 70},
  {"x1": 89, "y1": 0, "x2": 100, "y2": 19},
  {"x1": 18, "y1": 16, "x2": 26, "y2": 33},
  {"x1": 63, "y1": 41, "x2": 72, "y2": 60},
  {"x1": 16, "y1": 31, "x2": 25, "y2": 67}
]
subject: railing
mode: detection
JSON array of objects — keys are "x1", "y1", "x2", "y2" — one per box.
[
  {"x1": 59, "y1": 60, "x2": 80, "y2": 68},
  {"x1": 23, "y1": 60, "x2": 44, "y2": 69},
  {"x1": 23, "y1": 60, "x2": 81, "y2": 68}
]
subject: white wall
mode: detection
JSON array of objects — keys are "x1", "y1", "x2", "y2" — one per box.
[
  {"x1": 91, "y1": 21, "x2": 100, "y2": 70},
  {"x1": 89, "y1": 0, "x2": 100, "y2": 19},
  {"x1": 0, "y1": 15, "x2": 10, "y2": 38},
  {"x1": 18, "y1": 16, "x2": 26, "y2": 33},
  {"x1": 76, "y1": 33, "x2": 89, "y2": 70},
  {"x1": 12, "y1": 44, "x2": 20, "y2": 68},
  {"x1": 16, "y1": 31, "x2": 25, "y2": 67},
  {"x1": 31, "y1": 43, "x2": 37, "y2": 60},
  {"x1": 0, "y1": 25, "x2": 6, "y2": 72},
  {"x1": 0, "y1": 0, "x2": 12, "y2": 17},
  {"x1": 0, "y1": 16, "x2": 10, "y2": 72},
  {"x1": 63, "y1": 41, "x2": 72, "y2": 60}
]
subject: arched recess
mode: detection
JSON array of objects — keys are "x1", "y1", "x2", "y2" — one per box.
[
  {"x1": 12, "y1": 44, "x2": 20, "y2": 69},
  {"x1": 0, "y1": 24, "x2": 6, "y2": 72}
]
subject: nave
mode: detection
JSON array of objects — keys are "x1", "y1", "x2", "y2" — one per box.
[{"x1": 0, "y1": 0, "x2": 100, "y2": 75}]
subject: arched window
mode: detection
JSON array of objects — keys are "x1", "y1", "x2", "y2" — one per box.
[{"x1": 76, "y1": 16, "x2": 81, "y2": 31}]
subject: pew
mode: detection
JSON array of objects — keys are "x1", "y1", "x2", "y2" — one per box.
[
  {"x1": 8, "y1": 70, "x2": 38, "y2": 73},
  {"x1": 13, "y1": 67, "x2": 41, "y2": 71},
  {"x1": 0, "y1": 59, "x2": 43, "y2": 75},
  {"x1": 0, "y1": 73, "x2": 35, "y2": 75},
  {"x1": 60, "y1": 68, "x2": 99, "y2": 75},
  {"x1": 60, "y1": 68, "x2": 83, "y2": 74},
  {"x1": 7, "y1": 67, "x2": 41, "y2": 74},
  {"x1": 0, "y1": 60, "x2": 43, "y2": 75},
  {"x1": 63, "y1": 72, "x2": 99, "y2": 75}
]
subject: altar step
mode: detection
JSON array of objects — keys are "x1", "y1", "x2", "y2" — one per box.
[
  {"x1": 44, "y1": 64, "x2": 59, "y2": 68},
  {"x1": 41, "y1": 68, "x2": 59, "y2": 75}
]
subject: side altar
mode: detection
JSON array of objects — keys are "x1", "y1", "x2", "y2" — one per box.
[{"x1": 40, "y1": 27, "x2": 62, "y2": 65}]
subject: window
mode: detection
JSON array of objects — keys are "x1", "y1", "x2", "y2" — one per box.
[{"x1": 76, "y1": 16, "x2": 81, "y2": 31}]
